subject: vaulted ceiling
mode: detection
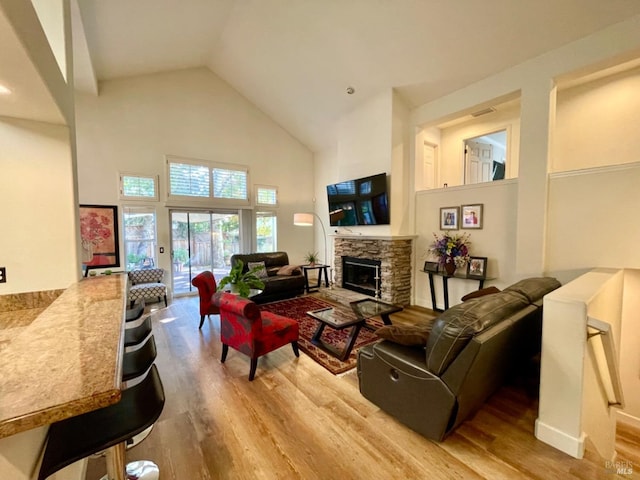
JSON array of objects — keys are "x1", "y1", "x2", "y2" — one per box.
[{"x1": 7, "y1": 1, "x2": 640, "y2": 152}]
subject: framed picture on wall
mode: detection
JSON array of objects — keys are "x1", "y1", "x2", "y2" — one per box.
[
  {"x1": 440, "y1": 206, "x2": 459, "y2": 230},
  {"x1": 467, "y1": 256, "x2": 488, "y2": 279},
  {"x1": 79, "y1": 205, "x2": 120, "y2": 271},
  {"x1": 461, "y1": 204, "x2": 483, "y2": 229}
]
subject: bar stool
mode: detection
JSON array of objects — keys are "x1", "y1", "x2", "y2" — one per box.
[
  {"x1": 124, "y1": 316, "x2": 153, "y2": 348},
  {"x1": 123, "y1": 336, "x2": 157, "y2": 383},
  {"x1": 126, "y1": 300, "x2": 145, "y2": 323},
  {"x1": 38, "y1": 364, "x2": 165, "y2": 480}
]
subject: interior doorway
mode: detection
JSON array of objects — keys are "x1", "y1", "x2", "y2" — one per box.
[
  {"x1": 464, "y1": 129, "x2": 507, "y2": 184},
  {"x1": 170, "y1": 210, "x2": 240, "y2": 295}
]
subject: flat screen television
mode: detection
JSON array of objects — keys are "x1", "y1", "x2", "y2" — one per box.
[{"x1": 327, "y1": 173, "x2": 389, "y2": 226}]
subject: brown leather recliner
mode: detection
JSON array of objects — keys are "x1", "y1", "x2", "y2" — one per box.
[{"x1": 357, "y1": 277, "x2": 560, "y2": 441}]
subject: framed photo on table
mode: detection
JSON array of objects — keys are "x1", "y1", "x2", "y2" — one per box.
[
  {"x1": 440, "y1": 206, "x2": 459, "y2": 230},
  {"x1": 423, "y1": 261, "x2": 439, "y2": 273},
  {"x1": 467, "y1": 256, "x2": 487, "y2": 279},
  {"x1": 461, "y1": 204, "x2": 483, "y2": 229}
]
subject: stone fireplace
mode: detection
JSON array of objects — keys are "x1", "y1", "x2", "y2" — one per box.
[{"x1": 333, "y1": 235, "x2": 414, "y2": 305}]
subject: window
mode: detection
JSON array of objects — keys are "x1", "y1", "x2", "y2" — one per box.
[
  {"x1": 169, "y1": 161, "x2": 209, "y2": 197},
  {"x1": 213, "y1": 167, "x2": 248, "y2": 200},
  {"x1": 123, "y1": 207, "x2": 157, "y2": 270},
  {"x1": 256, "y1": 211, "x2": 277, "y2": 252},
  {"x1": 120, "y1": 173, "x2": 158, "y2": 201},
  {"x1": 255, "y1": 185, "x2": 278, "y2": 206},
  {"x1": 167, "y1": 156, "x2": 249, "y2": 204}
]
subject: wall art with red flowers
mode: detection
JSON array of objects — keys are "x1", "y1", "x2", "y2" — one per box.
[{"x1": 79, "y1": 205, "x2": 120, "y2": 269}]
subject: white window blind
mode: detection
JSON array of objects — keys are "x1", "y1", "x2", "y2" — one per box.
[
  {"x1": 255, "y1": 185, "x2": 278, "y2": 206},
  {"x1": 169, "y1": 162, "x2": 209, "y2": 197},
  {"x1": 120, "y1": 174, "x2": 158, "y2": 200},
  {"x1": 167, "y1": 156, "x2": 249, "y2": 204},
  {"x1": 213, "y1": 167, "x2": 248, "y2": 200}
]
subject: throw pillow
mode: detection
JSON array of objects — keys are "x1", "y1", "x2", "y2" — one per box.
[
  {"x1": 461, "y1": 286, "x2": 501, "y2": 302},
  {"x1": 375, "y1": 324, "x2": 432, "y2": 346},
  {"x1": 247, "y1": 261, "x2": 268, "y2": 278},
  {"x1": 277, "y1": 264, "x2": 302, "y2": 276}
]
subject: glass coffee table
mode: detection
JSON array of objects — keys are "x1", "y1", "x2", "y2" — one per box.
[
  {"x1": 306, "y1": 298, "x2": 403, "y2": 361},
  {"x1": 349, "y1": 298, "x2": 403, "y2": 325}
]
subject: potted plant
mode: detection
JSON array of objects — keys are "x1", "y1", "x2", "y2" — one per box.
[
  {"x1": 429, "y1": 232, "x2": 471, "y2": 275},
  {"x1": 304, "y1": 251, "x2": 320, "y2": 266},
  {"x1": 218, "y1": 259, "x2": 265, "y2": 297}
]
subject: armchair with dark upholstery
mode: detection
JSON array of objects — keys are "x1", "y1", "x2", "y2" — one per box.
[
  {"x1": 191, "y1": 271, "x2": 220, "y2": 329},
  {"x1": 357, "y1": 277, "x2": 561, "y2": 441},
  {"x1": 212, "y1": 292, "x2": 300, "y2": 381}
]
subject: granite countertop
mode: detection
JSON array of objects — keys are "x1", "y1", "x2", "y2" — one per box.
[{"x1": 0, "y1": 275, "x2": 127, "y2": 438}]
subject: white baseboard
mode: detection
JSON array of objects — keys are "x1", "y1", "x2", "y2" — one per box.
[
  {"x1": 617, "y1": 411, "x2": 640, "y2": 430},
  {"x1": 535, "y1": 419, "x2": 585, "y2": 459}
]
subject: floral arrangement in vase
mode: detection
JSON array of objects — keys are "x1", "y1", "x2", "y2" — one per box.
[{"x1": 429, "y1": 232, "x2": 471, "y2": 275}]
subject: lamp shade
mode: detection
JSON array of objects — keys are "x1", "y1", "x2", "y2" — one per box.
[{"x1": 293, "y1": 213, "x2": 314, "y2": 226}]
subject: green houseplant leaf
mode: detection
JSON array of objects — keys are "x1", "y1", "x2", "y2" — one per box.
[{"x1": 218, "y1": 259, "x2": 266, "y2": 298}]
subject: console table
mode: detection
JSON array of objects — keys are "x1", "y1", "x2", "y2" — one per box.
[{"x1": 424, "y1": 270, "x2": 493, "y2": 312}]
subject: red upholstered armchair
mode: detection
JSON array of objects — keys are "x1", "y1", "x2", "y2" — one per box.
[
  {"x1": 191, "y1": 271, "x2": 220, "y2": 329},
  {"x1": 212, "y1": 292, "x2": 299, "y2": 381}
]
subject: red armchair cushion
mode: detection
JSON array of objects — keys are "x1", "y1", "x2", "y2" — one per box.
[{"x1": 213, "y1": 292, "x2": 299, "y2": 358}]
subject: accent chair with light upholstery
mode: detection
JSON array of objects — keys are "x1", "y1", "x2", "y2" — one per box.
[
  {"x1": 191, "y1": 271, "x2": 220, "y2": 329},
  {"x1": 212, "y1": 292, "x2": 300, "y2": 381},
  {"x1": 128, "y1": 268, "x2": 167, "y2": 308}
]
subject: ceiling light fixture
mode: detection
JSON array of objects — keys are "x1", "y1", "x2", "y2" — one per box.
[{"x1": 0, "y1": 84, "x2": 11, "y2": 95}]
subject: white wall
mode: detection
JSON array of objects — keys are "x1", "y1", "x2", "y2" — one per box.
[
  {"x1": 391, "y1": 91, "x2": 411, "y2": 236},
  {"x1": 434, "y1": 103, "x2": 521, "y2": 188},
  {"x1": 546, "y1": 163, "x2": 640, "y2": 273},
  {"x1": 414, "y1": 180, "x2": 518, "y2": 309},
  {"x1": 0, "y1": 118, "x2": 78, "y2": 293},
  {"x1": 554, "y1": 66, "x2": 640, "y2": 172},
  {"x1": 537, "y1": 269, "x2": 625, "y2": 460},
  {"x1": 410, "y1": 15, "x2": 640, "y2": 281},
  {"x1": 327, "y1": 90, "x2": 394, "y2": 237},
  {"x1": 75, "y1": 67, "x2": 314, "y2": 271},
  {"x1": 620, "y1": 269, "x2": 640, "y2": 426}
]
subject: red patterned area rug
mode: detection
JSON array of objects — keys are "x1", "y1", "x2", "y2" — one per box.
[{"x1": 259, "y1": 295, "x2": 384, "y2": 375}]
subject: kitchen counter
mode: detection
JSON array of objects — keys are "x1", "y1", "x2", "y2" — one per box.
[{"x1": 0, "y1": 274, "x2": 127, "y2": 438}]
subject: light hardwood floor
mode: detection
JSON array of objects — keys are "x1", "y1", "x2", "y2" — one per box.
[{"x1": 87, "y1": 295, "x2": 639, "y2": 479}]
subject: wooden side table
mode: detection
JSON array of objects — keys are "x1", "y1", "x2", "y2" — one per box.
[{"x1": 301, "y1": 264, "x2": 330, "y2": 293}]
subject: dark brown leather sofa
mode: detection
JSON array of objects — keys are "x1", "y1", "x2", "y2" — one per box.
[
  {"x1": 229, "y1": 252, "x2": 305, "y2": 304},
  {"x1": 357, "y1": 277, "x2": 561, "y2": 442}
]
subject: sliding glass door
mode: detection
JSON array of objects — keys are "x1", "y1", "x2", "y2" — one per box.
[{"x1": 170, "y1": 210, "x2": 240, "y2": 295}]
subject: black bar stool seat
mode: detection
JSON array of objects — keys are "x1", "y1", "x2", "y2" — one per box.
[
  {"x1": 38, "y1": 365, "x2": 165, "y2": 480},
  {"x1": 124, "y1": 316, "x2": 152, "y2": 348},
  {"x1": 126, "y1": 301, "x2": 145, "y2": 322},
  {"x1": 123, "y1": 336, "x2": 157, "y2": 382}
]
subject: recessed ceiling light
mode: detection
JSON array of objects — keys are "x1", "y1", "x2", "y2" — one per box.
[{"x1": 0, "y1": 84, "x2": 11, "y2": 95}]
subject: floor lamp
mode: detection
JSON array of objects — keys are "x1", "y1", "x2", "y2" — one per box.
[{"x1": 293, "y1": 212, "x2": 327, "y2": 266}]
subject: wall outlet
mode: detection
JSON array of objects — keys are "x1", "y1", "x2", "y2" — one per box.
[{"x1": 0, "y1": 267, "x2": 5, "y2": 283}]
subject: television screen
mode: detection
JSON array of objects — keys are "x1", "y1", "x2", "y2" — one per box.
[{"x1": 327, "y1": 173, "x2": 389, "y2": 226}]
